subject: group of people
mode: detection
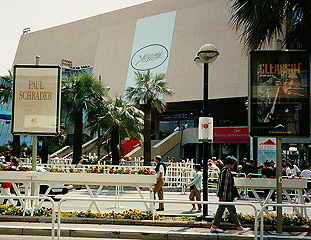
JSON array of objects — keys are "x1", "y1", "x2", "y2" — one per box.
[
  {"x1": 153, "y1": 154, "x2": 311, "y2": 233},
  {"x1": 152, "y1": 155, "x2": 250, "y2": 233},
  {"x1": 0, "y1": 154, "x2": 21, "y2": 206},
  {"x1": 238, "y1": 157, "x2": 311, "y2": 179}
]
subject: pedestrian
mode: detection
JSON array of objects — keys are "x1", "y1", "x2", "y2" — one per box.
[
  {"x1": 153, "y1": 155, "x2": 166, "y2": 211},
  {"x1": 286, "y1": 162, "x2": 295, "y2": 177},
  {"x1": 289, "y1": 160, "x2": 301, "y2": 176},
  {"x1": 240, "y1": 158, "x2": 249, "y2": 173},
  {"x1": 4, "y1": 151, "x2": 11, "y2": 164},
  {"x1": 9, "y1": 157, "x2": 21, "y2": 206},
  {"x1": 76, "y1": 156, "x2": 84, "y2": 168},
  {"x1": 301, "y1": 164, "x2": 311, "y2": 179},
  {"x1": 215, "y1": 159, "x2": 224, "y2": 170},
  {"x1": 210, "y1": 156, "x2": 250, "y2": 233},
  {"x1": 261, "y1": 161, "x2": 276, "y2": 207},
  {"x1": 246, "y1": 160, "x2": 260, "y2": 174},
  {"x1": 188, "y1": 164, "x2": 202, "y2": 212},
  {"x1": 0, "y1": 182, "x2": 14, "y2": 206}
]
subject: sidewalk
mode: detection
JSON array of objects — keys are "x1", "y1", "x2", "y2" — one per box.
[
  {"x1": 49, "y1": 189, "x2": 311, "y2": 217},
  {"x1": 1, "y1": 189, "x2": 310, "y2": 239},
  {"x1": 0, "y1": 221, "x2": 311, "y2": 239}
]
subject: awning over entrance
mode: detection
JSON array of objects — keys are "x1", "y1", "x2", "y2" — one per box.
[{"x1": 0, "y1": 110, "x2": 11, "y2": 120}]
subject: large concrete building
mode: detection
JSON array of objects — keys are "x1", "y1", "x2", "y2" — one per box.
[{"x1": 12, "y1": 0, "x2": 309, "y2": 164}]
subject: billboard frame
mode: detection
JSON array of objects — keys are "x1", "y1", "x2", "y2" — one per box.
[
  {"x1": 248, "y1": 50, "x2": 310, "y2": 138},
  {"x1": 12, "y1": 64, "x2": 61, "y2": 136}
]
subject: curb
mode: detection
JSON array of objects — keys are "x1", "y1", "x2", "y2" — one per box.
[
  {"x1": 1, "y1": 223, "x2": 311, "y2": 240},
  {"x1": 0, "y1": 215, "x2": 310, "y2": 232}
]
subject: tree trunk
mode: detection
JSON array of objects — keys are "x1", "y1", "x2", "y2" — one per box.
[
  {"x1": 143, "y1": 101, "x2": 152, "y2": 166},
  {"x1": 73, "y1": 108, "x2": 83, "y2": 164},
  {"x1": 111, "y1": 126, "x2": 120, "y2": 165},
  {"x1": 40, "y1": 139, "x2": 48, "y2": 163},
  {"x1": 12, "y1": 135, "x2": 20, "y2": 157}
]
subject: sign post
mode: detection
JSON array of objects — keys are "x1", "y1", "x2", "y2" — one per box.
[
  {"x1": 248, "y1": 50, "x2": 310, "y2": 233},
  {"x1": 12, "y1": 58, "x2": 61, "y2": 198}
]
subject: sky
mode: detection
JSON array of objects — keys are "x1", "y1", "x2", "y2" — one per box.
[{"x1": 0, "y1": 0, "x2": 152, "y2": 76}]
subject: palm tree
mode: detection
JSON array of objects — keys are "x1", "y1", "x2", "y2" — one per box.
[
  {"x1": 62, "y1": 73, "x2": 108, "y2": 163},
  {"x1": 87, "y1": 96, "x2": 144, "y2": 165},
  {"x1": 125, "y1": 70, "x2": 173, "y2": 166},
  {"x1": 230, "y1": 0, "x2": 311, "y2": 52},
  {"x1": 0, "y1": 70, "x2": 20, "y2": 157}
]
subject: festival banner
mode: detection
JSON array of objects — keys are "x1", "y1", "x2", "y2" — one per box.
[{"x1": 125, "y1": 11, "x2": 176, "y2": 90}]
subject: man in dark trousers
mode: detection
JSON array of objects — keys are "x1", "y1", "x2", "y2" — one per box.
[
  {"x1": 210, "y1": 156, "x2": 250, "y2": 233},
  {"x1": 261, "y1": 161, "x2": 276, "y2": 209},
  {"x1": 153, "y1": 155, "x2": 166, "y2": 211}
]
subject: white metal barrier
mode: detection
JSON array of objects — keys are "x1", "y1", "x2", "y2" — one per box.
[
  {"x1": 56, "y1": 197, "x2": 259, "y2": 240},
  {"x1": 0, "y1": 195, "x2": 55, "y2": 239},
  {"x1": 257, "y1": 203, "x2": 311, "y2": 240}
]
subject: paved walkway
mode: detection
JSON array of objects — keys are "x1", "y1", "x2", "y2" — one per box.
[
  {"x1": 46, "y1": 189, "x2": 311, "y2": 218},
  {"x1": 0, "y1": 189, "x2": 310, "y2": 239},
  {"x1": 0, "y1": 221, "x2": 311, "y2": 239}
]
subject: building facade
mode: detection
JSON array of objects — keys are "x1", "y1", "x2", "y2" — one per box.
[{"x1": 12, "y1": 0, "x2": 310, "y2": 165}]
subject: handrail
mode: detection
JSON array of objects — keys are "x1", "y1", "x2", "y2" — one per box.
[
  {"x1": 56, "y1": 197, "x2": 259, "y2": 240},
  {"x1": 257, "y1": 203, "x2": 311, "y2": 240},
  {"x1": 0, "y1": 195, "x2": 55, "y2": 239}
]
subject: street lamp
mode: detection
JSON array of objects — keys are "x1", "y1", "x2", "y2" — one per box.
[{"x1": 195, "y1": 44, "x2": 219, "y2": 217}]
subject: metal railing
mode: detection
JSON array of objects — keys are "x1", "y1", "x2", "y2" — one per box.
[
  {"x1": 17, "y1": 162, "x2": 222, "y2": 194},
  {"x1": 257, "y1": 203, "x2": 311, "y2": 240},
  {"x1": 0, "y1": 195, "x2": 55, "y2": 239},
  {"x1": 56, "y1": 197, "x2": 259, "y2": 240},
  {"x1": 3, "y1": 195, "x2": 310, "y2": 240}
]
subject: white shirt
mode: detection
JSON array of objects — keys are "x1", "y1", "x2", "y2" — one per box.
[
  {"x1": 292, "y1": 165, "x2": 301, "y2": 176},
  {"x1": 301, "y1": 169, "x2": 311, "y2": 179},
  {"x1": 156, "y1": 164, "x2": 165, "y2": 179},
  {"x1": 286, "y1": 167, "x2": 294, "y2": 176}
]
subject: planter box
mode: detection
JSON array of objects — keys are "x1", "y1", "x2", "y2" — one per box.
[
  {"x1": 235, "y1": 178, "x2": 307, "y2": 189},
  {"x1": 0, "y1": 171, "x2": 156, "y2": 187}
]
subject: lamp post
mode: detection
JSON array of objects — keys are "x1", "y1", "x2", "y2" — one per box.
[{"x1": 195, "y1": 44, "x2": 219, "y2": 217}]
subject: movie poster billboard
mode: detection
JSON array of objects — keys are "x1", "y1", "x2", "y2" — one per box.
[
  {"x1": 249, "y1": 50, "x2": 310, "y2": 137},
  {"x1": 12, "y1": 65, "x2": 61, "y2": 135}
]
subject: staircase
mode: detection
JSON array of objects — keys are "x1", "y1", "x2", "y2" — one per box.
[
  {"x1": 51, "y1": 131, "x2": 182, "y2": 159},
  {"x1": 50, "y1": 137, "x2": 99, "y2": 158},
  {"x1": 125, "y1": 131, "x2": 182, "y2": 158}
]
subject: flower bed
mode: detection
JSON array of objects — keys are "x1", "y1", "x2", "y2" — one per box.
[
  {"x1": 1, "y1": 204, "x2": 310, "y2": 227},
  {"x1": 0, "y1": 163, "x2": 154, "y2": 175},
  {"x1": 225, "y1": 212, "x2": 311, "y2": 227},
  {"x1": 0, "y1": 204, "x2": 157, "y2": 220}
]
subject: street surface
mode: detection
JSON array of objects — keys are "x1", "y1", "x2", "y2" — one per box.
[{"x1": 41, "y1": 187, "x2": 310, "y2": 217}]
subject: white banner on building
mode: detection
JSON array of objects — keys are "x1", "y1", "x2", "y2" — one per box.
[
  {"x1": 12, "y1": 65, "x2": 61, "y2": 135},
  {"x1": 125, "y1": 11, "x2": 176, "y2": 90}
]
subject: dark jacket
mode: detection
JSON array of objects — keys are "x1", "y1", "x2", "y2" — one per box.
[
  {"x1": 261, "y1": 167, "x2": 275, "y2": 178},
  {"x1": 216, "y1": 166, "x2": 239, "y2": 202}
]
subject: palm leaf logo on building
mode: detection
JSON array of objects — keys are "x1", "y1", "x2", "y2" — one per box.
[{"x1": 135, "y1": 52, "x2": 164, "y2": 66}]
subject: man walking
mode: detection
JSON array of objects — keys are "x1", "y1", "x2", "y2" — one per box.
[
  {"x1": 153, "y1": 155, "x2": 166, "y2": 211},
  {"x1": 210, "y1": 156, "x2": 250, "y2": 233}
]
